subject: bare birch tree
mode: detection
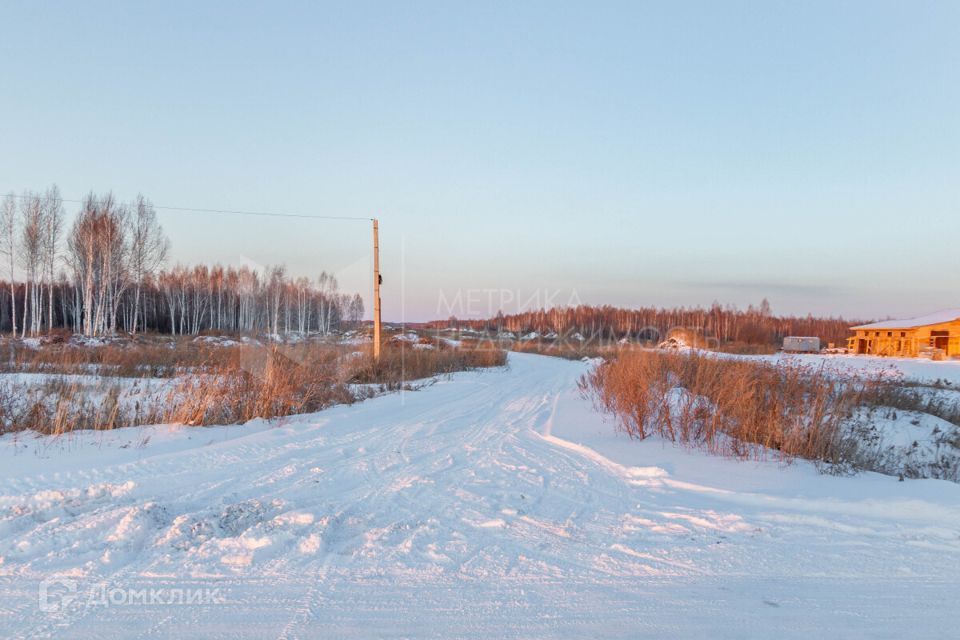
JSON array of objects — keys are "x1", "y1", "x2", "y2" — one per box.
[
  {"x1": 7, "y1": 188, "x2": 363, "y2": 338},
  {"x1": 317, "y1": 271, "x2": 338, "y2": 335},
  {"x1": 42, "y1": 185, "x2": 64, "y2": 332},
  {"x1": 128, "y1": 195, "x2": 169, "y2": 333},
  {"x1": 0, "y1": 194, "x2": 17, "y2": 335},
  {"x1": 68, "y1": 195, "x2": 99, "y2": 337},
  {"x1": 267, "y1": 266, "x2": 286, "y2": 337},
  {"x1": 18, "y1": 191, "x2": 44, "y2": 336},
  {"x1": 348, "y1": 293, "x2": 364, "y2": 328}
]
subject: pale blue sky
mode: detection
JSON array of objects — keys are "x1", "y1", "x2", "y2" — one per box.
[{"x1": 1, "y1": 1, "x2": 957, "y2": 321}]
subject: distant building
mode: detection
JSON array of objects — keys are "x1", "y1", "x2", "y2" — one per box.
[
  {"x1": 782, "y1": 336, "x2": 820, "y2": 353},
  {"x1": 849, "y1": 309, "x2": 960, "y2": 357}
]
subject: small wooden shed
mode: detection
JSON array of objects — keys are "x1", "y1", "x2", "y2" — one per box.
[{"x1": 848, "y1": 309, "x2": 960, "y2": 358}]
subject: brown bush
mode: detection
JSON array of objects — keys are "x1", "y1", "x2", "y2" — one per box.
[
  {"x1": 0, "y1": 335, "x2": 507, "y2": 434},
  {"x1": 346, "y1": 340, "x2": 506, "y2": 387},
  {"x1": 580, "y1": 350, "x2": 870, "y2": 463},
  {"x1": 165, "y1": 346, "x2": 355, "y2": 426},
  {"x1": 0, "y1": 336, "x2": 211, "y2": 377}
]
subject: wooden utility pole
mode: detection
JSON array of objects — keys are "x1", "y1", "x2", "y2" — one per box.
[{"x1": 373, "y1": 218, "x2": 382, "y2": 361}]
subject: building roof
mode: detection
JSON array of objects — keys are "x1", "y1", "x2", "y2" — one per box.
[{"x1": 852, "y1": 308, "x2": 960, "y2": 330}]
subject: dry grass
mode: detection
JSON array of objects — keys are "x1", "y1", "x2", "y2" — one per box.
[
  {"x1": 348, "y1": 340, "x2": 507, "y2": 387},
  {"x1": 580, "y1": 349, "x2": 960, "y2": 468},
  {"x1": 855, "y1": 382, "x2": 960, "y2": 428},
  {"x1": 166, "y1": 345, "x2": 355, "y2": 426},
  {"x1": 0, "y1": 334, "x2": 506, "y2": 435},
  {"x1": 0, "y1": 335, "x2": 215, "y2": 377},
  {"x1": 0, "y1": 377, "x2": 153, "y2": 436}
]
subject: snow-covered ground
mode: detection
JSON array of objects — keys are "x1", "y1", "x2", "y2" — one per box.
[
  {"x1": 0, "y1": 372, "x2": 176, "y2": 432},
  {"x1": 0, "y1": 353, "x2": 958, "y2": 638},
  {"x1": 752, "y1": 352, "x2": 960, "y2": 385}
]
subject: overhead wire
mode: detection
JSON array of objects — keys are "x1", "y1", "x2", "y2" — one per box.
[{"x1": 1, "y1": 192, "x2": 373, "y2": 222}]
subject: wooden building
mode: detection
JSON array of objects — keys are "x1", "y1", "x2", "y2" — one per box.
[{"x1": 849, "y1": 309, "x2": 960, "y2": 358}]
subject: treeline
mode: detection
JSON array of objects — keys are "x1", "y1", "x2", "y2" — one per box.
[
  {"x1": 0, "y1": 187, "x2": 363, "y2": 337},
  {"x1": 437, "y1": 300, "x2": 859, "y2": 347}
]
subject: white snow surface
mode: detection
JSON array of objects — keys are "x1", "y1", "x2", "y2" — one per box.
[
  {"x1": 750, "y1": 352, "x2": 960, "y2": 384},
  {"x1": 0, "y1": 353, "x2": 958, "y2": 638}
]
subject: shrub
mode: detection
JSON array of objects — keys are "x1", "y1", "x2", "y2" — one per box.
[
  {"x1": 346, "y1": 340, "x2": 506, "y2": 387},
  {"x1": 0, "y1": 335, "x2": 507, "y2": 434},
  {"x1": 580, "y1": 350, "x2": 896, "y2": 464},
  {"x1": 166, "y1": 346, "x2": 355, "y2": 426}
]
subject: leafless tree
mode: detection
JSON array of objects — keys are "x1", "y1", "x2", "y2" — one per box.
[
  {"x1": 317, "y1": 271, "x2": 338, "y2": 335},
  {"x1": 444, "y1": 302, "x2": 858, "y2": 348},
  {"x1": 348, "y1": 293, "x2": 364, "y2": 328},
  {"x1": 18, "y1": 191, "x2": 44, "y2": 336},
  {"x1": 68, "y1": 195, "x2": 100, "y2": 337},
  {"x1": 0, "y1": 194, "x2": 17, "y2": 335},
  {"x1": 67, "y1": 193, "x2": 130, "y2": 336},
  {"x1": 42, "y1": 185, "x2": 65, "y2": 332},
  {"x1": 127, "y1": 195, "x2": 169, "y2": 333},
  {"x1": 267, "y1": 265, "x2": 286, "y2": 337},
  {"x1": 5, "y1": 188, "x2": 363, "y2": 338}
]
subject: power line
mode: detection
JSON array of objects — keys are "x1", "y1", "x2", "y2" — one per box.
[
  {"x1": 1, "y1": 191, "x2": 373, "y2": 222},
  {"x1": 153, "y1": 204, "x2": 371, "y2": 222}
]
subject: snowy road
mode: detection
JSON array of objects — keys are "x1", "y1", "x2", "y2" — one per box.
[{"x1": 1, "y1": 353, "x2": 959, "y2": 638}]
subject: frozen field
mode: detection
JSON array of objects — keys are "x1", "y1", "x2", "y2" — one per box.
[
  {"x1": 753, "y1": 351, "x2": 960, "y2": 384},
  {"x1": 0, "y1": 353, "x2": 958, "y2": 638}
]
